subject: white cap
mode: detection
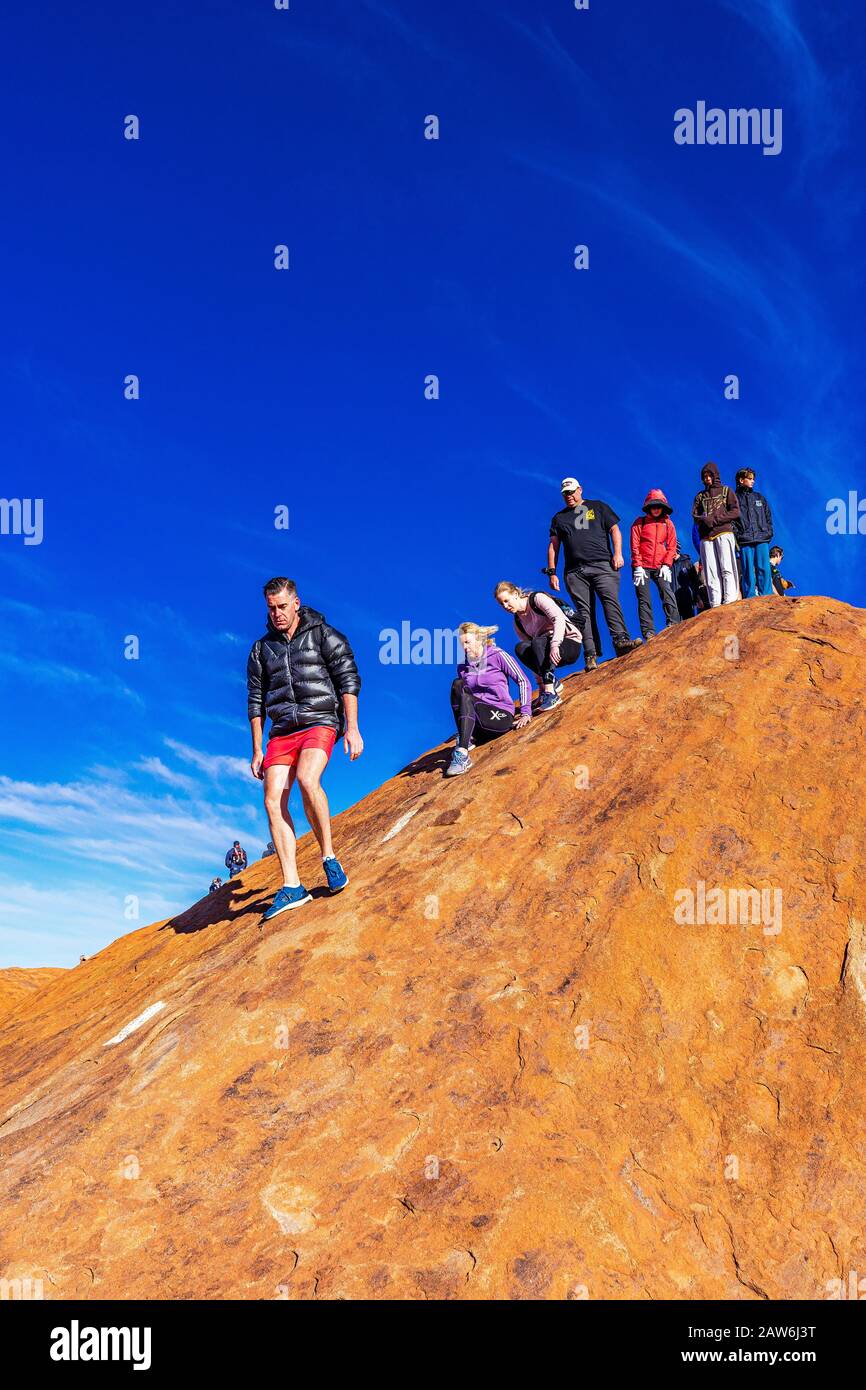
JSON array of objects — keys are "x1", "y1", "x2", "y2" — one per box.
[{"x1": 560, "y1": 477, "x2": 581, "y2": 494}]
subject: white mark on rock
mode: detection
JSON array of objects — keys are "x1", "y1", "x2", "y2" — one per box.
[
  {"x1": 104, "y1": 1001, "x2": 166, "y2": 1047},
  {"x1": 261, "y1": 1182, "x2": 317, "y2": 1234},
  {"x1": 844, "y1": 918, "x2": 866, "y2": 1016},
  {"x1": 382, "y1": 806, "x2": 421, "y2": 843}
]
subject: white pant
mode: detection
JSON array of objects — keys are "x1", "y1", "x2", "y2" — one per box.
[{"x1": 701, "y1": 533, "x2": 740, "y2": 607}]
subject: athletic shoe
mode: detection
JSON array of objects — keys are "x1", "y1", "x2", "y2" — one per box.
[
  {"x1": 585, "y1": 655, "x2": 598, "y2": 673},
  {"x1": 322, "y1": 856, "x2": 349, "y2": 894},
  {"x1": 263, "y1": 884, "x2": 312, "y2": 920},
  {"x1": 445, "y1": 749, "x2": 473, "y2": 777},
  {"x1": 614, "y1": 637, "x2": 643, "y2": 655},
  {"x1": 537, "y1": 691, "x2": 562, "y2": 712},
  {"x1": 553, "y1": 678, "x2": 564, "y2": 696}
]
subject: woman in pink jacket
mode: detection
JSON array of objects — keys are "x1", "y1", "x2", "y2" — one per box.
[
  {"x1": 494, "y1": 581, "x2": 583, "y2": 713},
  {"x1": 629, "y1": 488, "x2": 682, "y2": 639}
]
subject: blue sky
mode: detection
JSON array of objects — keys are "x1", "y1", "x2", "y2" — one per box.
[{"x1": 1, "y1": 0, "x2": 864, "y2": 967}]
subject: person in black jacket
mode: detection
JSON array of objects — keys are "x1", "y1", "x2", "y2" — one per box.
[
  {"x1": 769, "y1": 546, "x2": 795, "y2": 596},
  {"x1": 671, "y1": 548, "x2": 702, "y2": 620},
  {"x1": 247, "y1": 577, "x2": 363, "y2": 920},
  {"x1": 734, "y1": 468, "x2": 775, "y2": 597},
  {"x1": 225, "y1": 841, "x2": 247, "y2": 877}
]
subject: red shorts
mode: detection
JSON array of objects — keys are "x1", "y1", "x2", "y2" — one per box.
[{"x1": 262, "y1": 725, "x2": 338, "y2": 771}]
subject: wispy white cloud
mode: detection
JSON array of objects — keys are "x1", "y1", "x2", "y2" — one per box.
[
  {"x1": 503, "y1": 15, "x2": 596, "y2": 100},
  {"x1": 133, "y1": 756, "x2": 196, "y2": 792},
  {"x1": 0, "y1": 877, "x2": 182, "y2": 968},
  {"x1": 275, "y1": 28, "x2": 381, "y2": 81},
  {"x1": 0, "y1": 743, "x2": 292, "y2": 967},
  {"x1": 0, "y1": 594, "x2": 148, "y2": 711},
  {"x1": 132, "y1": 603, "x2": 250, "y2": 673},
  {"x1": 0, "y1": 594, "x2": 106, "y2": 637},
  {"x1": 0, "y1": 744, "x2": 263, "y2": 892},
  {"x1": 507, "y1": 381, "x2": 580, "y2": 440},
  {"x1": 715, "y1": 0, "x2": 845, "y2": 167},
  {"x1": 163, "y1": 738, "x2": 249, "y2": 782},
  {"x1": 500, "y1": 462, "x2": 565, "y2": 489},
  {"x1": 0, "y1": 773, "x2": 254, "y2": 861},
  {"x1": 622, "y1": 362, "x2": 861, "y2": 594},
  {"x1": 511, "y1": 151, "x2": 794, "y2": 350},
  {"x1": 0, "y1": 596, "x2": 42, "y2": 619},
  {"x1": 0, "y1": 649, "x2": 145, "y2": 706},
  {"x1": 358, "y1": 0, "x2": 449, "y2": 59},
  {"x1": 170, "y1": 706, "x2": 245, "y2": 735}
]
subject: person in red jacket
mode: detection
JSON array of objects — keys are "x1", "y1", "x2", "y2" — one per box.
[{"x1": 629, "y1": 489, "x2": 682, "y2": 639}]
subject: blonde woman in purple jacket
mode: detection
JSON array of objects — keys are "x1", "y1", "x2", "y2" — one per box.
[{"x1": 446, "y1": 622, "x2": 533, "y2": 777}]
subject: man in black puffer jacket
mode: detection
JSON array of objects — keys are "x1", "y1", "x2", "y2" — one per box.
[{"x1": 247, "y1": 577, "x2": 363, "y2": 920}]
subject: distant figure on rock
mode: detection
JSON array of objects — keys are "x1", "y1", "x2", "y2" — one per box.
[
  {"x1": 209, "y1": 877, "x2": 223, "y2": 893},
  {"x1": 671, "y1": 547, "x2": 702, "y2": 621},
  {"x1": 263, "y1": 840, "x2": 276, "y2": 857},
  {"x1": 495, "y1": 582, "x2": 582, "y2": 712},
  {"x1": 445, "y1": 623, "x2": 533, "y2": 777},
  {"x1": 247, "y1": 576, "x2": 362, "y2": 920},
  {"x1": 545, "y1": 477, "x2": 642, "y2": 667},
  {"x1": 225, "y1": 841, "x2": 247, "y2": 878},
  {"x1": 734, "y1": 467, "x2": 775, "y2": 598},
  {"x1": 629, "y1": 489, "x2": 681, "y2": 640},
  {"x1": 692, "y1": 462, "x2": 741, "y2": 607},
  {"x1": 693, "y1": 559, "x2": 711, "y2": 613},
  {"x1": 770, "y1": 546, "x2": 795, "y2": 595}
]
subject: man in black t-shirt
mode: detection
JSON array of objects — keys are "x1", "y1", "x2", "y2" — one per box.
[{"x1": 545, "y1": 477, "x2": 642, "y2": 669}]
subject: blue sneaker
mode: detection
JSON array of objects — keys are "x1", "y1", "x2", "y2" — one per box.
[
  {"x1": 445, "y1": 749, "x2": 473, "y2": 777},
  {"x1": 323, "y1": 856, "x2": 349, "y2": 893},
  {"x1": 553, "y1": 678, "x2": 564, "y2": 696},
  {"x1": 263, "y1": 884, "x2": 312, "y2": 920},
  {"x1": 537, "y1": 691, "x2": 562, "y2": 712}
]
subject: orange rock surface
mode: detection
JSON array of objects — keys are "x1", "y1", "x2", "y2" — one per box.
[
  {"x1": 1, "y1": 596, "x2": 864, "y2": 1300},
  {"x1": 0, "y1": 968, "x2": 66, "y2": 1022}
]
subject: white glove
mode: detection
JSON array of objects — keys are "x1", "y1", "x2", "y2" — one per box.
[
  {"x1": 659, "y1": 565, "x2": 672, "y2": 584},
  {"x1": 633, "y1": 567, "x2": 647, "y2": 586}
]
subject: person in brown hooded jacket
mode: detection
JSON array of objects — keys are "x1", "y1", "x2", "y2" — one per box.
[{"x1": 691, "y1": 462, "x2": 741, "y2": 606}]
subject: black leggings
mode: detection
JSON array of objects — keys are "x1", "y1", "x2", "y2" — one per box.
[
  {"x1": 450, "y1": 679, "x2": 515, "y2": 751},
  {"x1": 515, "y1": 635, "x2": 582, "y2": 687}
]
